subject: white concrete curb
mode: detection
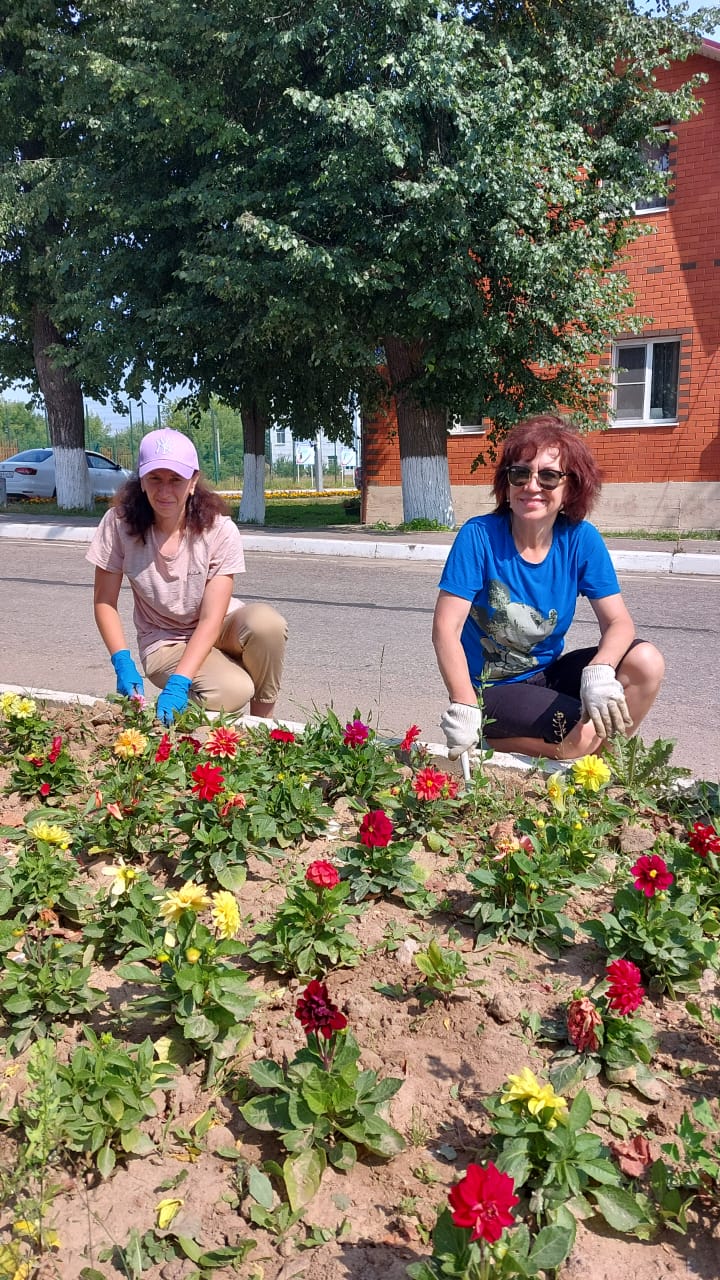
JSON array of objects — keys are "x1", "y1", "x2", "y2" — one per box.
[{"x1": 1, "y1": 519, "x2": 719, "y2": 574}]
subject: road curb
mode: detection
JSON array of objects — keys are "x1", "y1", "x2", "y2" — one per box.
[{"x1": 1, "y1": 521, "x2": 719, "y2": 575}]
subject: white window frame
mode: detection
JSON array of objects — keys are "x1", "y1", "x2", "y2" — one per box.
[
  {"x1": 448, "y1": 422, "x2": 486, "y2": 436},
  {"x1": 610, "y1": 337, "x2": 681, "y2": 428}
]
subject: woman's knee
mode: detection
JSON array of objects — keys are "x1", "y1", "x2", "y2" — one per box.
[
  {"x1": 619, "y1": 641, "x2": 665, "y2": 690},
  {"x1": 226, "y1": 603, "x2": 288, "y2": 648}
]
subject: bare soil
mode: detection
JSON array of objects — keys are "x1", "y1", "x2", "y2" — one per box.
[{"x1": 1, "y1": 703, "x2": 718, "y2": 1280}]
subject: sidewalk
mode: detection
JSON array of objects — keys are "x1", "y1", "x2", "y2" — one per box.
[{"x1": 0, "y1": 510, "x2": 719, "y2": 574}]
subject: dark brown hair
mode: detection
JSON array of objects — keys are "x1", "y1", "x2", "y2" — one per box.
[
  {"x1": 113, "y1": 476, "x2": 229, "y2": 541},
  {"x1": 492, "y1": 414, "x2": 601, "y2": 523}
]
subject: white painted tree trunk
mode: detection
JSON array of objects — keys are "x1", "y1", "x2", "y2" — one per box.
[
  {"x1": 32, "y1": 307, "x2": 93, "y2": 511},
  {"x1": 54, "y1": 446, "x2": 93, "y2": 509},
  {"x1": 382, "y1": 335, "x2": 455, "y2": 527},
  {"x1": 400, "y1": 454, "x2": 454, "y2": 526},
  {"x1": 238, "y1": 453, "x2": 266, "y2": 524}
]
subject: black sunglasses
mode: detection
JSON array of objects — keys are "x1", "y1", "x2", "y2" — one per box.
[{"x1": 506, "y1": 464, "x2": 567, "y2": 491}]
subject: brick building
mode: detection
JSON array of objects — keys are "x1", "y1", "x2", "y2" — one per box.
[{"x1": 362, "y1": 40, "x2": 720, "y2": 531}]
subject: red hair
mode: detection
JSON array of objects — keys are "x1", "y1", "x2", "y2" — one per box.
[{"x1": 492, "y1": 415, "x2": 601, "y2": 522}]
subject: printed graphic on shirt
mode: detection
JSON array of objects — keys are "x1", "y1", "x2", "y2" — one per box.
[{"x1": 470, "y1": 579, "x2": 558, "y2": 682}]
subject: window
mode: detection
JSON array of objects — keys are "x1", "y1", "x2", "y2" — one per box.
[
  {"x1": 448, "y1": 394, "x2": 487, "y2": 435},
  {"x1": 275, "y1": 428, "x2": 286, "y2": 445},
  {"x1": 611, "y1": 338, "x2": 680, "y2": 426},
  {"x1": 87, "y1": 453, "x2": 117, "y2": 470},
  {"x1": 634, "y1": 132, "x2": 670, "y2": 214}
]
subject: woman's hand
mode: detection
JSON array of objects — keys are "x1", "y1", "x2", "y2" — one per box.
[
  {"x1": 580, "y1": 664, "x2": 633, "y2": 738},
  {"x1": 111, "y1": 650, "x2": 145, "y2": 698},
  {"x1": 440, "y1": 702, "x2": 483, "y2": 758},
  {"x1": 156, "y1": 674, "x2": 192, "y2": 725}
]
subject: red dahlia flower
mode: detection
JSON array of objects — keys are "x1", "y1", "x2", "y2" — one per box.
[
  {"x1": 606, "y1": 958, "x2": 645, "y2": 1015},
  {"x1": 343, "y1": 719, "x2": 369, "y2": 747},
  {"x1": 359, "y1": 809, "x2": 394, "y2": 848},
  {"x1": 155, "y1": 733, "x2": 172, "y2": 763},
  {"x1": 47, "y1": 735, "x2": 63, "y2": 764},
  {"x1": 306, "y1": 860, "x2": 340, "y2": 889},
  {"x1": 399, "y1": 724, "x2": 421, "y2": 752},
  {"x1": 270, "y1": 728, "x2": 296, "y2": 743},
  {"x1": 566, "y1": 996, "x2": 602, "y2": 1053},
  {"x1": 448, "y1": 1161, "x2": 519, "y2": 1244},
  {"x1": 178, "y1": 734, "x2": 202, "y2": 754},
  {"x1": 413, "y1": 766, "x2": 454, "y2": 801},
  {"x1": 295, "y1": 980, "x2": 348, "y2": 1038},
  {"x1": 39, "y1": 782, "x2": 51, "y2": 797},
  {"x1": 688, "y1": 821, "x2": 720, "y2": 857},
  {"x1": 631, "y1": 853, "x2": 674, "y2": 897},
  {"x1": 191, "y1": 762, "x2": 225, "y2": 801},
  {"x1": 204, "y1": 726, "x2": 241, "y2": 758}
]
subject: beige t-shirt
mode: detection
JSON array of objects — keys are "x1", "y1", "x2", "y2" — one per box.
[{"x1": 86, "y1": 509, "x2": 246, "y2": 661}]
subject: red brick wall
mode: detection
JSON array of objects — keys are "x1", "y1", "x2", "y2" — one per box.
[{"x1": 365, "y1": 48, "x2": 720, "y2": 488}]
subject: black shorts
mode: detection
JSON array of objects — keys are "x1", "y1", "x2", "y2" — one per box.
[{"x1": 481, "y1": 641, "x2": 643, "y2": 744}]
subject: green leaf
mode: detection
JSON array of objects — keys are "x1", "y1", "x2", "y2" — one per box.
[
  {"x1": 592, "y1": 1185, "x2": 649, "y2": 1232},
  {"x1": 175, "y1": 1235, "x2": 204, "y2": 1263},
  {"x1": 283, "y1": 1147, "x2": 326, "y2": 1211},
  {"x1": 246, "y1": 1059, "x2": 283, "y2": 1103},
  {"x1": 528, "y1": 1223, "x2": 574, "y2": 1270},
  {"x1": 215, "y1": 864, "x2": 247, "y2": 892},
  {"x1": 247, "y1": 1166, "x2": 274, "y2": 1209},
  {"x1": 569, "y1": 1088, "x2": 593, "y2": 1130},
  {"x1": 96, "y1": 1145, "x2": 116, "y2": 1178},
  {"x1": 240, "y1": 1094, "x2": 289, "y2": 1132}
]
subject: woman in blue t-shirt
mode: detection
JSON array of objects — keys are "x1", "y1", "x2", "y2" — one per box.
[{"x1": 433, "y1": 414, "x2": 665, "y2": 761}]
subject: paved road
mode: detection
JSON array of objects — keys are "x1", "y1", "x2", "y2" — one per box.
[{"x1": 2, "y1": 539, "x2": 719, "y2": 780}]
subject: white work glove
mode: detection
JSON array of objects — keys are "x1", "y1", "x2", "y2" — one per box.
[
  {"x1": 580, "y1": 664, "x2": 633, "y2": 739},
  {"x1": 440, "y1": 702, "x2": 483, "y2": 760}
]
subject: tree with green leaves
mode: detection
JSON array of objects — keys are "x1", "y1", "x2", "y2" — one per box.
[
  {"x1": 200, "y1": 0, "x2": 712, "y2": 524},
  {"x1": 0, "y1": 3, "x2": 100, "y2": 506},
  {"x1": 13, "y1": 0, "x2": 378, "y2": 522}
]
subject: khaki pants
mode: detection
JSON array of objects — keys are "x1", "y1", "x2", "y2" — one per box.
[{"x1": 144, "y1": 602, "x2": 288, "y2": 712}]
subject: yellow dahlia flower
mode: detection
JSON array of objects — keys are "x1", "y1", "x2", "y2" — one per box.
[
  {"x1": 27, "y1": 820, "x2": 71, "y2": 850},
  {"x1": 113, "y1": 728, "x2": 148, "y2": 759},
  {"x1": 14, "y1": 697, "x2": 37, "y2": 719},
  {"x1": 500, "y1": 1067, "x2": 568, "y2": 1129},
  {"x1": 101, "y1": 860, "x2": 138, "y2": 899},
  {"x1": 571, "y1": 754, "x2": 611, "y2": 793},
  {"x1": 211, "y1": 890, "x2": 241, "y2": 940},
  {"x1": 159, "y1": 882, "x2": 212, "y2": 924}
]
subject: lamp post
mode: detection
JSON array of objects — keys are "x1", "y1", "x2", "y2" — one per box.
[{"x1": 128, "y1": 402, "x2": 135, "y2": 456}]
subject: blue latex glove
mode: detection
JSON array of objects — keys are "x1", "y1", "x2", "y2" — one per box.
[
  {"x1": 111, "y1": 649, "x2": 145, "y2": 698},
  {"x1": 156, "y1": 674, "x2": 192, "y2": 725}
]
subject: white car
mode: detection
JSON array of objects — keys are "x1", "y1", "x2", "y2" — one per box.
[{"x1": 0, "y1": 449, "x2": 132, "y2": 499}]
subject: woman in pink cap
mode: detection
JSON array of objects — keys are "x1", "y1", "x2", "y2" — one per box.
[{"x1": 87, "y1": 428, "x2": 287, "y2": 725}]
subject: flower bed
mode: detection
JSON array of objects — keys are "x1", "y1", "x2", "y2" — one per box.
[{"x1": 0, "y1": 692, "x2": 719, "y2": 1280}]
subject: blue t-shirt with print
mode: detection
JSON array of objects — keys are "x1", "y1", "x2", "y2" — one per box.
[{"x1": 438, "y1": 512, "x2": 620, "y2": 688}]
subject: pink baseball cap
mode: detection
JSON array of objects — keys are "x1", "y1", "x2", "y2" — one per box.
[{"x1": 137, "y1": 429, "x2": 199, "y2": 480}]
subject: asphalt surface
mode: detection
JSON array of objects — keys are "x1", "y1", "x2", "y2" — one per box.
[{"x1": 2, "y1": 534, "x2": 719, "y2": 780}]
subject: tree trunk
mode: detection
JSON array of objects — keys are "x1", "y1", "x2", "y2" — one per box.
[
  {"x1": 382, "y1": 335, "x2": 454, "y2": 527},
  {"x1": 32, "y1": 308, "x2": 92, "y2": 510},
  {"x1": 238, "y1": 401, "x2": 267, "y2": 525}
]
